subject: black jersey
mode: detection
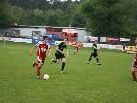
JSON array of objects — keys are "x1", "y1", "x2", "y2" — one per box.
[
  {"x1": 92, "y1": 43, "x2": 97, "y2": 53},
  {"x1": 56, "y1": 42, "x2": 67, "y2": 53}
]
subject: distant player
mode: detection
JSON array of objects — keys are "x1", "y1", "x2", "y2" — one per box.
[
  {"x1": 73, "y1": 42, "x2": 80, "y2": 55},
  {"x1": 29, "y1": 36, "x2": 51, "y2": 79},
  {"x1": 51, "y1": 39, "x2": 68, "y2": 73},
  {"x1": 122, "y1": 43, "x2": 126, "y2": 52},
  {"x1": 131, "y1": 38, "x2": 137, "y2": 81},
  {"x1": 87, "y1": 40, "x2": 101, "y2": 65}
]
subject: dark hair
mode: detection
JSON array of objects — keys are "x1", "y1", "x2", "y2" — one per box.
[{"x1": 43, "y1": 36, "x2": 48, "y2": 40}]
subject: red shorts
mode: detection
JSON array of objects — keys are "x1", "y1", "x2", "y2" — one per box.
[
  {"x1": 132, "y1": 61, "x2": 137, "y2": 72},
  {"x1": 75, "y1": 47, "x2": 79, "y2": 52},
  {"x1": 37, "y1": 55, "x2": 46, "y2": 64},
  {"x1": 132, "y1": 66, "x2": 137, "y2": 72}
]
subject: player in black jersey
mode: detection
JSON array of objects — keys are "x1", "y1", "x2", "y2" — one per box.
[
  {"x1": 51, "y1": 39, "x2": 68, "y2": 73},
  {"x1": 87, "y1": 40, "x2": 101, "y2": 65}
]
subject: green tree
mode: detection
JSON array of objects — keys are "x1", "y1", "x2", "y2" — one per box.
[
  {"x1": 10, "y1": 6, "x2": 25, "y2": 25},
  {"x1": 70, "y1": 4, "x2": 86, "y2": 27},
  {"x1": 82, "y1": 0, "x2": 137, "y2": 36},
  {"x1": 45, "y1": 9, "x2": 62, "y2": 26},
  {"x1": 0, "y1": 0, "x2": 11, "y2": 27},
  {"x1": 70, "y1": 12, "x2": 86, "y2": 27}
]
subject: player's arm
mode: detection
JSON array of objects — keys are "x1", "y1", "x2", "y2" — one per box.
[
  {"x1": 93, "y1": 45, "x2": 97, "y2": 49},
  {"x1": 66, "y1": 44, "x2": 69, "y2": 57},
  {"x1": 56, "y1": 43, "x2": 62, "y2": 54},
  {"x1": 57, "y1": 42, "x2": 68, "y2": 55},
  {"x1": 47, "y1": 47, "x2": 51, "y2": 56},
  {"x1": 97, "y1": 45, "x2": 101, "y2": 51},
  {"x1": 93, "y1": 44, "x2": 100, "y2": 50},
  {"x1": 66, "y1": 48, "x2": 68, "y2": 57},
  {"x1": 56, "y1": 48, "x2": 64, "y2": 54},
  {"x1": 56, "y1": 42, "x2": 64, "y2": 54}
]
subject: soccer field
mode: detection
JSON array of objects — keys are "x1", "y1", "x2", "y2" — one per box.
[{"x1": 0, "y1": 41, "x2": 137, "y2": 103}]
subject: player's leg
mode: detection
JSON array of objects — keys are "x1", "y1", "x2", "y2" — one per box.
[
  {"x1": 96, "y1": 57, "x2": 101, "y2": 65},
  {"x1": 51, "y1": 53, "x2": 58, "y2": 64},
  {"x1": 75, "y1": 47, "x2": 79, "y2": 55},
  {"x1": 36, "y1": 62, "x2": 43, "y2": 79},
  {"x1": 95, "y1": 56, "x2": 100, "y2": 65},
  {"x1": 55, "y1": 53, "x2": 61, "y2": 64},
  {"x1": 35, "y1": 56, "x2": 44, "y2": 79},
  {"x1": 51, "y1": 59, "x2": 57, "y2": 63},
  {"x1": 74, "y1": 47, "x2": 78, "y2": 55},
  {"x1": 32, "y1": 60, "x2": 39, "y2": 78},
  {"x1": 74, "y1": 49, "x2": 76, "y2": 55},
  {"x1": 95, "y1": 53, "x2": 101, "y2": 65},
  {"x1": 87, "y1": 53, "x2": 93, "y2": 64},
  {"x1": 52, "y1": 58, "x2": 60, "y2": 64},
  {"x1": 61, "y1": 57, "x2": 66, "y2": 73},
  {"x1": 60, "y1": 54, "x2": 66, "y2": 73},
  {"x1": 33, "y1": 61, "x2": 38, "y2": 67},
  {"x1": 131, "y1": 67, "x2": 137, "y2": 81}
]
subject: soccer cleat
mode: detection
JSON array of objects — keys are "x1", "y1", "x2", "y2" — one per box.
[
  {"x1": 50, "y1": 59, "x2": 53, "y2": 64},
  {"x1": 51, "y1": 59, "x2": 57, "y2": 64},
  {"x1": 36, "y1": 76, "x2": 40, "y2": 79},
  {"x1": 51, "y1": 59, "x2": 54, "y2": 64},
  {"x1": 133, "y1": 80, "x2": 137, "y2": 82},
  {"x1": 97, "y1": 63, "x2": 101, "y2": 65},
  {"x1": 86, "y1": 61, "x2": 89, "y2": 64},
  {"x1": 60, "y1": 71, "x2": 64, "y2": 73},
  {"x1": 33, "y1": 62, "x2": 36, "y2": 67},
  {"x1": 133, "y1": 78, "x2": 137, "y2": 81}
]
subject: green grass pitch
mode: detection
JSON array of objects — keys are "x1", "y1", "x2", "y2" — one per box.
[{"x1": 0, "y1": 41, "x2": 137, "y2": 103}]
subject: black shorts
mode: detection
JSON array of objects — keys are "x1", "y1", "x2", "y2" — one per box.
[
  {"x1": 90, "y1": 52, "x2": 98, "y2": 58},
  {"x1": 76, "y1": 47, "x2": 79, "y2": 52},
  {"x1": 55, "y1": 52, "x2": 65, "y2": 59}
]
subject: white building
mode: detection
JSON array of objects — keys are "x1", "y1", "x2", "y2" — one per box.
[
  {"x1": 0, "y1": 26, "x2": 88, "y2": 42},
  {"x1": 0, "y1": 25, "x2": 47, "y2": 38}
]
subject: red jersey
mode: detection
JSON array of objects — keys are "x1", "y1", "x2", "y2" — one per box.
[
  {"x1": 36, "y1": 41, "x2": 50, "y2": 59},
  {"x1": 132, "y1": 53, "x2": 137, "y2": 68},
  {"x1": 134, "y1": 53, "x2": 137, "y2": 64}
]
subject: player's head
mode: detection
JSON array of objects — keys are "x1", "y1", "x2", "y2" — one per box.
[{"x1": 43, "y1": 36, "x2": 49, "y2": 42}]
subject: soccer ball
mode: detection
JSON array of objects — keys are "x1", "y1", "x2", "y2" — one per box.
[{"x1": 43, "y1": 74, "x2": 49, "y2": 80}]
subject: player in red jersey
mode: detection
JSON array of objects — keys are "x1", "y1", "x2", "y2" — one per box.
[
  {"x1": 73, "y1": 42, "x2": 81, "y2": 55},
  {"x1": 30, "y1": 36, "x2": 51, "y2": 79},
  {"x1": 131, "y1": 38, "x2": 137, "y2": 81}
]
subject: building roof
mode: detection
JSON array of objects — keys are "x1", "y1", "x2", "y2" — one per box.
[{"x1": 11, "y1": 25, "x2": 87, "y2": 30}]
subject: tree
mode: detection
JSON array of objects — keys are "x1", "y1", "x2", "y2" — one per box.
[
  {"x1": 81, "y1": 0, "x2": 137, "y2": 36},
  {"x1": 70, "y1": 4, "x2": 86, "y2": 27},
  {"x1": 32, "y1": 9, "x2": 47, "y2": 25},
  {"x1": 45, "y1": 9, "x2": 62, "y2": 26},
  {"x1": 8, "y1": 0, "x2": 83, "y2": 27},
  {"x1": 10, "y1": 6, "x2": 25, "y2": 25},
  {"x1": 0, "y1": 0, "x2": 11, "y2": 27}
]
